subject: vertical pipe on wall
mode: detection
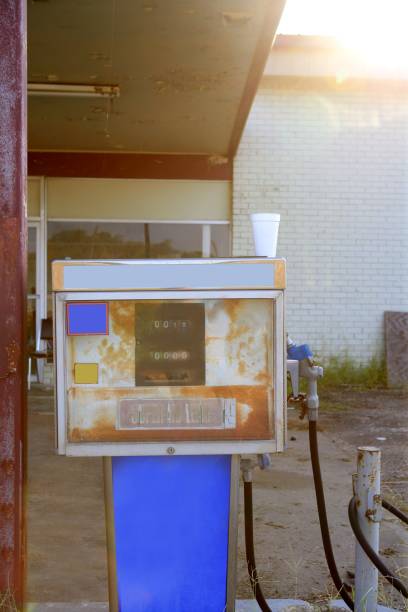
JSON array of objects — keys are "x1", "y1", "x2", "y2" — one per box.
[{"x1": 0, "y1": 0, "x2": 27, "y2": 607}]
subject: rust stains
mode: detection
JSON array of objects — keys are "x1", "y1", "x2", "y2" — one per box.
[
  {"x1": 238, "y1": 360, "x2": 246, "y2": 376},
  {"x1": 226, "y1": 323, "x2": 250, "y2": 345},
  {"x1": 51, "y1": 262, "x2": 64, "y2": 291},
  {"x1": 97, "y1": 301, "x2": 135, "y2": 383},
  {"x1": 68, "y1": 385, "x2": 273, "y2": 443},
  {"x1": 110, "y1": 301, "x2": 134, "y2": 340},
  {"x1": 255, "y1": 370, "x2": 269, "y2": 384},
  {"x1": 220, "y1": 298, "x2": 241, "y2": 323}
]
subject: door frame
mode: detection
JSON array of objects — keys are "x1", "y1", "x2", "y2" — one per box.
[
  {"x1": 27, "y1": 220, "x2": 41, "y2": 339},
  {"x1": 28, "y1": 176, "x2": 47, "y2": 382}
]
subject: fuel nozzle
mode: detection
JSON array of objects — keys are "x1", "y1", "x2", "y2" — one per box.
[
  {"x1": 287, "y1": 336, "x2": 323, "y2": 421},
  {"x1": 299, "y1": 359, "x2": 323, "y2": 421}
]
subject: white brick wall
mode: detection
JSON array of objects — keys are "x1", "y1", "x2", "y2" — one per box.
[{"x1": 233, "y1": 85, "x2": 408, "y2": 362}]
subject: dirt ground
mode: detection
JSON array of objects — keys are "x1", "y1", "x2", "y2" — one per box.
[{"x1": 27, "y1": 386, "x2": 408, "y2": 609}]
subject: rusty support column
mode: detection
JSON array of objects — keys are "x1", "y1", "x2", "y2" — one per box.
[{"x1": 0, "y1": 0, "x2": 27, "y2": 608}]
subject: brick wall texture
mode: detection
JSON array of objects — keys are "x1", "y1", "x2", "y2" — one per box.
[{"x1": 233, "y1": 85, "x2": 408, "y2": 362}]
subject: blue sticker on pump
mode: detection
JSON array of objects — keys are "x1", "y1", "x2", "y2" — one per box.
[{"x1": 66, "y1": 302, "x2": 109, "y2": 335}]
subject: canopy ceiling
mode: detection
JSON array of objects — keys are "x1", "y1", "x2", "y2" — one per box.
[{"x1": 28, "y1": 0, "x2": 285, "y2": 155}]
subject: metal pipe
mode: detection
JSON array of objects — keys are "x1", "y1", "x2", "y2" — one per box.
[
  {"x1": 309, "y1": 420, "x2": 354, "y2": 610},
  {"x1": 241, "y1": 457, "x2": 272, "y2": 612},
  {"x1": 243, "y1": 478, "x2": 272, "y2": 612},
  {"x1": 0, "y1": 0, "x2": 27, "y2": 606},
  {"x1": 349, "y1": 496, "x2": 408, "y2": 599},
  {"x1": 382, "y1": 498, "x2": 408, "y2": 525},
  {"x1": 103, "y1": 457, "x2": 119, "y2": 612},
  {"x1": 302, "y1": 359, "x2": 353, "y2": 609},
  {"x1": 354, "y1": 447, "x2": 381, "y2": 612}
]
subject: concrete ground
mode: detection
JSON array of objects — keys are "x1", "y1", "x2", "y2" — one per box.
[
  {"x1": 27, "y1": 386, "x2": 408, "y2": 610},
  {"x1": 26, "y1": 602, "x2": 398, "y2": 612}
]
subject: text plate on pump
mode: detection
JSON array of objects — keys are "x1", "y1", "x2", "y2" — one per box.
[{"x1": 117, "y1": 398, "x2": 236, "y2": 430}]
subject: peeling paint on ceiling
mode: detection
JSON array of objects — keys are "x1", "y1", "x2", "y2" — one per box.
[{"x1": 28, "y1": 0, "x2": 285, "y2": 154}]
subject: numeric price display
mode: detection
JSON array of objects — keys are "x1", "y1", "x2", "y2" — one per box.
[{"x1": 135, "y1": 302, "x2": 205, "y2": 386}]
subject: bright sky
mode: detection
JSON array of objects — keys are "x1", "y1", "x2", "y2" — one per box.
[{"x1": 278, "y1": 0, "x2": 408, "y2": 68}]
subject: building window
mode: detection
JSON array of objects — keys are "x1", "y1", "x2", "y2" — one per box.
[
  {"x1": 47, "y1": 221, "x2": 230, "y2": 289},
  {"x1": 210, "y1": 224, "x2": 230, "y2": 257}
]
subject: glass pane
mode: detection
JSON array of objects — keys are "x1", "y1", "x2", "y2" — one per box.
[
  {"x1": 47, "y1": 222, "x2": 205, "y2": 289},
  {"x1": 48, "y1": 221, "x2": 146, "y2": 261},
  {"x1": 148, "y1": 224, "x2": 202, "y2": 258},
  {"x1": 28, "y1": 226, "x2": 37, "y2": 295},
  {"x1": 210, "y1": 225, "x2": 230, "y2": 257},
  {"x1": 47, "y1": 222, "x2": 146, "y2": 289}
]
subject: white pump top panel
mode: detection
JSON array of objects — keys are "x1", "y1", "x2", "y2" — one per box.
[{"x1": 52, "y1": 259, "x2": 286, "y2": 457}]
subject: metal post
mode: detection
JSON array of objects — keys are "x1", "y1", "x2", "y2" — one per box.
[
  {"x1": 202, "y1": 224, "x2": 211, "y2": 257},
  {"x1": 0, "y1": 0, "x2": 27, "y2": 608},
  {"x1": 354, "y1": 447, "x2": 381, "y2": 612},
  {"x1": 103, "y1": 457, "x2": 119, "y2": 612}
]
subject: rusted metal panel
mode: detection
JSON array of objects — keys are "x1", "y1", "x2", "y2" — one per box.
[
  {"x1": 68, "y1": 385, "x2": 271, "y2": 443},
  {"x1": 0, "y1": 0, "x2": 27, "y2": 606},
  {"x1": 65, "y1": 298, "x2": 274, "y2": 444},
  {"x1": 384, "y1": 311, "x2": 408, "y2": 387}
]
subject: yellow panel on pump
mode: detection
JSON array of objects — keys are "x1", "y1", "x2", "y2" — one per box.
[{"x1": 74, "y1": 363, "x2": 99, "y2": 385}]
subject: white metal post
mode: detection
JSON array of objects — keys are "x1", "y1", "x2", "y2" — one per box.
[
  {"x1": 354, "y1": 446, "x2": 381, "y2": 612},
  {"x1": 202, "y1": 224, "x2": 211, "y2": 257}
]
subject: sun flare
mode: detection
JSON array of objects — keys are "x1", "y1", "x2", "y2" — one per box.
[{"x1": 278, "y1": 0, "x2": 408, "y2": 72}]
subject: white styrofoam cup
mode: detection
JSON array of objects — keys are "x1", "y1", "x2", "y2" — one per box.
[{"x1": 250, "y1": 212, "x2": 280, "y2": 257}]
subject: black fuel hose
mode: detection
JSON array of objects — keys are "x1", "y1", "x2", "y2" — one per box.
[
  {"x1": 308, "y1": 420, "x2": 355, "y2": 610},
  {"x1": 348, "y1": 496, "x2": 408, "y2": 598},
  {"x1": 244, "y1": 422, "x2": 408, "y2": 611},
  {"x1": 382, "y1": 499, "x2": 408, "y2": 525},
  {"x1": 243, "y1": 480, "x2": 272, "y2": 612}
]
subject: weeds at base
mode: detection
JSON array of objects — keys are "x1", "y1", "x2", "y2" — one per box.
[{"x1": 315, "y1": 355, "x2": 387, "y2": 390}]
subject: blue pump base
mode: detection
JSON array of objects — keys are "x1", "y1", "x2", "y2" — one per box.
[{"x1": 106, "y1": 455, "x2": 234, "y2": 612}]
